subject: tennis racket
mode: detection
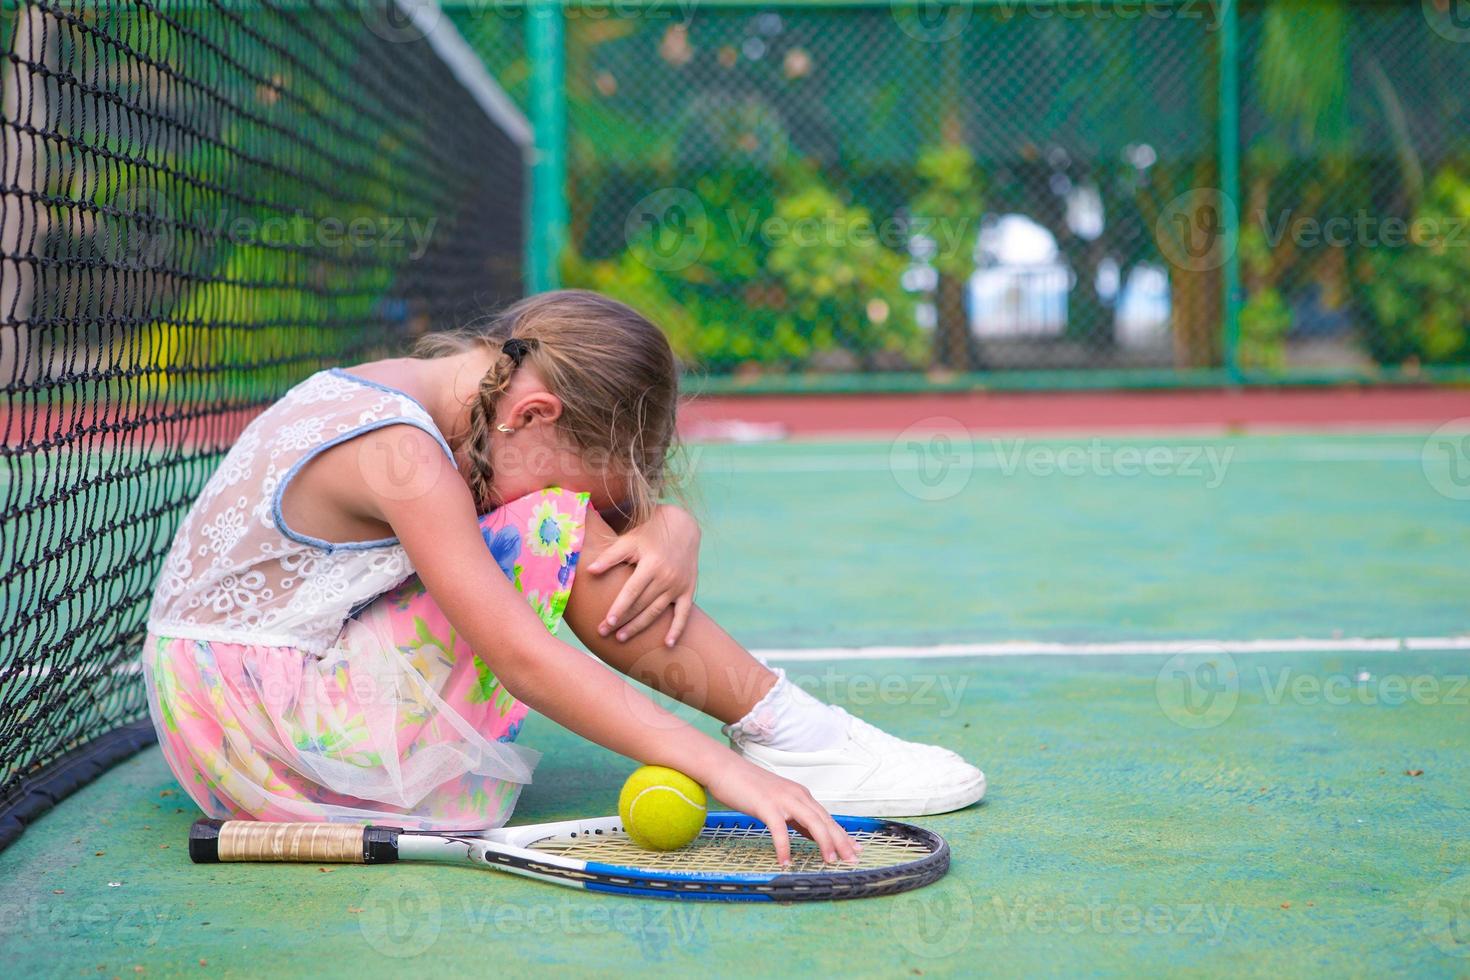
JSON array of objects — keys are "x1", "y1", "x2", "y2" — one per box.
[{"x1": 189, "y1": 810, "x2": 948, "y2": 902}]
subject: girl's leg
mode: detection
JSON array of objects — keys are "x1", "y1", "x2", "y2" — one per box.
[
  {"x1": 306, "y1": 487, "x2": 592, "y2": 828},
  {"x1": 563, "y1": 508, "x2": 986, "y2": 816},
  {"x1": 365, "y1": 487, "x2": 594, "y2": 746},
  {"x1": 561, "y1": 509, "x2": 779, "y2": 725}
]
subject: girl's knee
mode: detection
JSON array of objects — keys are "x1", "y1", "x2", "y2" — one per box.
[
  {"x1": 576, "y1": 503, "x2": 617, "y2": 563},
  {"x1": 477, "y1": 488, "x2": 592, "y2": 598},
  {"x1": 477, "y1": 487, "x2": 590, "y2": 533}
]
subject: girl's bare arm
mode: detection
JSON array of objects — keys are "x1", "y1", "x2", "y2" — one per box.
[
  {"x1": 360, "y1": 428, "x2": 855, "y2": 863},
  {"x1": 585, "y1": 503, "x2": 703, "y2": 646},
  {"x1": 565, "y1": 513, "x2": 779, "y2": 727}
]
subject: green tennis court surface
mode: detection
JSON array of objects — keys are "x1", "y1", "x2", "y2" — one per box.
[{"x1": 3, "y1": 431, "x2": 1468, "y2": 976}]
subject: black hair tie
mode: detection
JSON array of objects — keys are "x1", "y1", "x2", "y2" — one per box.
[{"x1": 502, "y1": 337, "x2": 536, "y2": 367}]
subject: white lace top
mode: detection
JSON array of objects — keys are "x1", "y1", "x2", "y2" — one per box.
[{"x1": 147, "y1": 368, "x2": 456, "y2": 653}]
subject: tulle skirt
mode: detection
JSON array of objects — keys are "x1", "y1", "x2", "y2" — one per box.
[{"x1": 141, "y1": 488, "x2": 589, "y2": 831}]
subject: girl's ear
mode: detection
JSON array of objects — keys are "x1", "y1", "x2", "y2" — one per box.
[{"x1": 510, "y1": 391, "x2": 562, "y2": 428}]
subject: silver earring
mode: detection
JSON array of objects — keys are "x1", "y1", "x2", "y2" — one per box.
[{"x1": 496, "y1": 423, "x2": 514, "y2": 434}]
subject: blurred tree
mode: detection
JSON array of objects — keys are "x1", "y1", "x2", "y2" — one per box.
[
  {"x1": 911, "y1": 139, "x2": 984, "y2": 372},
  {"x1": 1360, "y1": 157, "x2": 1470, "y2": 366},
  {"x1": 1237, "y1": 0, "x2": 1352, "y2": 371}
]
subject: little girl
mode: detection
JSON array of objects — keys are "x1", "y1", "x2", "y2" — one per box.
[{"x1": 143, "y1": 290, "x2": 983, "y2": 864}]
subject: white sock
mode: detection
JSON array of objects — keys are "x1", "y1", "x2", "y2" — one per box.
[{"x1": 724, "y1": 668, "x2": 850, "y2": 752}]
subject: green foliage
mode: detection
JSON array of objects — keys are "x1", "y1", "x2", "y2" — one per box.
[
  {"x1": 1238, "y1": 288, "x2": 1291, "y2": 371},
  {"x1": 764, "y1": 162, "x2": 920, "y2": 367},
  {"x1": 491, "y1": 0, "x2": 1470, "y2": 378},
  {"x1": 910, "y1": 142, "x2": 984, "y2": 279},
  {"x1": 1254, "y1": 0, "x2": 1350, "y2": 153},
  {"x1": 1235, "y1": 215, "x2": 1290, "y2": 371},
  {"x1": 1360, "y1": 159, "x2": 1470, "y2": 366},
  {"x1": 565, "y1": 162, "x2": 920, "y2": 372}
]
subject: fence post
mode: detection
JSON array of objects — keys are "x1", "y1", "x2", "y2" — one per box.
[
  {"x1": 1218, "y1": 0, "x2": 1243, "y2": 383},
  {"x1": 527, "y1": 0, "x2": 567, "y2": 293}
]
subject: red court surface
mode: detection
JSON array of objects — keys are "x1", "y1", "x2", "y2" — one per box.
[
  {"x1": 679, "y1": 386, "x2": 1470, "y2": 439},
  {"x1": 8, "y1": 386, "x2": 1467, "y2": 451}
]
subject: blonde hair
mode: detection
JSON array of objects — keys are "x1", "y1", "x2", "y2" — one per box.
[{"x1": 414, "y1": 290, "x2": 679, "y2": 523}]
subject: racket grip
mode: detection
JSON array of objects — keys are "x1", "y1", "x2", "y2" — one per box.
[{"x1": 189, "y1": 819, "x2": 400, "y2": 864}]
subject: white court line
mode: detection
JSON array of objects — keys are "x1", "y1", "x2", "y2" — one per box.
[
  {"x1": 755, "y1": 636, "x2": 1470, "y2": 661},
  {"x1": 6, "y1": 637, "x2": 1466, "y2": 682}
]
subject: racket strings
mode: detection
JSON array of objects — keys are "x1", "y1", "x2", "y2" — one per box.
[{"x1": 528, "y1": 825, "x2": 933, "y2": 873}]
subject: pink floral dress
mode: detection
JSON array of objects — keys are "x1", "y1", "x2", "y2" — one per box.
[{"x1": 142, "y1": 369, "x2": 588, "y2": 830}]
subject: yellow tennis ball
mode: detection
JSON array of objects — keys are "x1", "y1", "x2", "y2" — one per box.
[{"x1": 618, "y1": 765, "x2": 707, "y2": 851}]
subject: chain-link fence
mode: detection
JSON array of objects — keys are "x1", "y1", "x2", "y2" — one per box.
[
  {"x1": 454, "y1": 0, "x2": 1470, "y2": 388},
  {"x1": 1238, "y1": 0, "x2": 1470, "y2": 378}
]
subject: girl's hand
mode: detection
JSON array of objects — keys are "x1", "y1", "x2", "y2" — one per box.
[
  {"x1": 586, "y1": 504, "x2": 700, "y2": 647},
  {"x1": 705, "y1": 761, "x2": 861, "y2": 867}
]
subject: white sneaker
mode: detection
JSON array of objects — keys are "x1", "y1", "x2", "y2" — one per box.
[{"x1": 724, "y1": 707, "x2": 986, "y2": 817}]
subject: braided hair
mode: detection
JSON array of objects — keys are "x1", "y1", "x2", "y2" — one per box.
[{"x1": 414, "y1": 290, "x2": 680, "y2": 521}]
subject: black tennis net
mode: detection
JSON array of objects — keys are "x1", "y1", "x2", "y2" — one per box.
[{"x1": 0, "y1": 0, "x2": 527, "y2": 841}]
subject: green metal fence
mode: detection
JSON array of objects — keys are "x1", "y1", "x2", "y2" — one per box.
[{"x1": 451, "y1": 0, "x2": 1470, "y2": 391}]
